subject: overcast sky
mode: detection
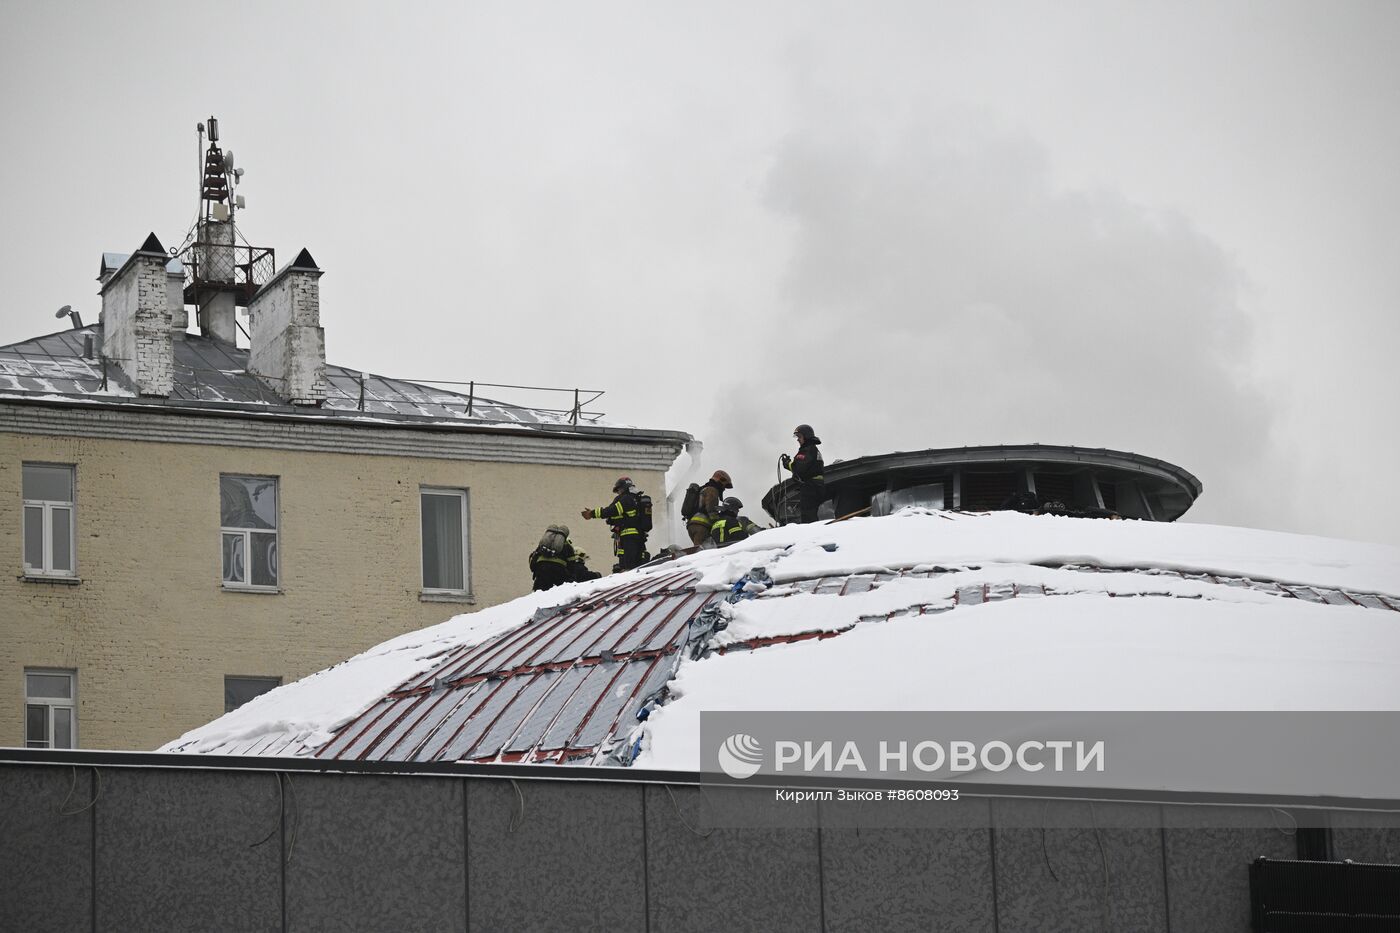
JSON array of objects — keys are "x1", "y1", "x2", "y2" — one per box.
[{"x1": 2, "y1": 1, "x2": 1397, "y2": 545}]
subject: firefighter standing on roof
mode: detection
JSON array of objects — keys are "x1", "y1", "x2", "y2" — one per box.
[
  {"x1": 684, "y1": 470, "x2": 733, "y2": 546},
  {"x1": 582, "y1": 476, "x2": 650, "y2": 571},
  {"x1": 781, "y1": 424, "x2": 825, "y2": 523}
]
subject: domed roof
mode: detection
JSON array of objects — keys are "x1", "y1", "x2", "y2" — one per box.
[{"x1": 164, "y1": 511, "x2": 1400, "y2": 782}]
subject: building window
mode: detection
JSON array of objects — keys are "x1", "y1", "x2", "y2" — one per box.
[
  {"x1": 25, "y1": 669, "x2": 76, "y2": 749},
  {"x1": 225, "y1": 675, "x2": 282, "y2": 713},
  {"x1": 22, "y1": 463, "x2": 75, "y2": 577},
  {"x1": 220, "y1": 475, "x2": 279, "y2": 588},
  {"x1": 420, "y1": 487, "x2": 469, "y2": 594}
]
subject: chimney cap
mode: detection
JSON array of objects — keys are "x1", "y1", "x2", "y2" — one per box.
[
  {"x1": 289, "y1": 248, "x2": 319, "y2": 270},
  {"x1": 98, "y1": 234, "x2": 172, "y2": 296}
]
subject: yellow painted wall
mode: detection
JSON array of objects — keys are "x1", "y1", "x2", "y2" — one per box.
[{"x1": 0, "y1": 431, "x2": 666, "y2": 751}]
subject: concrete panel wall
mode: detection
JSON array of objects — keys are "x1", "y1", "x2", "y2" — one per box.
[
  {"x1": 991, "y1": 800, "x2": 1168, "y2": 933},
  {"x1": 0, "y1": 764, "x2": 93, "y2": 933},
  {"x1": 95, "y1": 768, "x2": 280, "y2": 932},
  {"x1": 820, "y1": 795, "x2": 996, "y2": 932},
  {"x1": 1161, "y1": 806, "x2": 1298, "y2": 933},
  {"x1": 0, "y1": 763, "x2": 1390, "y2": 933},
  {"x1": 1330, "y1": 808, "x2": 1400, "y2": 865},
  {"x1": 283, "y1": 773, "x2": 466, "y2": 932},
  {"x1": 644, "y1": 785, "x2": 823, "y2": 932},
  {"x1": 467, "y1": 779, "x2": 646, "y2": 932}
]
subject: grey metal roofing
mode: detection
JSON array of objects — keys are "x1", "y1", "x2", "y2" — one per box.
[
  {"x1": 99, "y1": 253, "x2": 183, "y2": 276},
  {"x1": 233, "y1": 557, "x2": 1400, "y2": 764},
  {"x1": 0, "y1": 324, "x2": 601, "y2": 428}
]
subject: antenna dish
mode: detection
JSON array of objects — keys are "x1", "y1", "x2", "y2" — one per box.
[
  {"x1": 223, "y1": 150, "x2": 235, "y2": 171},
  {"x1": 55, "y1": 304, "x2": 73, "y2": 319},
  {"x1": 233, "y1": 167, "x2": 245, "y2": 180}
]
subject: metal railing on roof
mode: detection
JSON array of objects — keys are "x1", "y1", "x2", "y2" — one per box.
[
  {"x1": 343, "y1": 373, "x2": 606, "y2": 425},
  {"x1": 177, "y1": 239, "x2": 276, "y2": 306},
  {"x1": 2, "y1": 342, "x2": 608, "y2": 424}
]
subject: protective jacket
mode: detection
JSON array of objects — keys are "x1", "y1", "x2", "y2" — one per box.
[
  {"x1": 789, "y1": 441, "x2": 824, "y2": 485},
  {"x1": 710, "y1": 515, "x2": 762, "y2": 546},
  {"x1": 588, "y1": 491, "x2": 645, "y2": 538},
  {"x1": 687, "y1": 481, "x2": 726, "y2": 530}
]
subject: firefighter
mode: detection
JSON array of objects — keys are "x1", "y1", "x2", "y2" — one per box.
[
  {"x1": 567, "y1": 549, "x2": 602, "y2": 582},
  {"x1": 581, "y1": 476, "x2": 648, "y2": 571},
  {"x1": 528, "y1": 524, "x2": 581, "y2": 591},
  {"x1": 685, "y1": 470, "x2": 733, "y2": 546},
  {"x1": 780, "y1": 424, "x2": 825, "y2": 523},
  {"x1": 710, "y1": 497, "x2": 762, "y2": 547}
]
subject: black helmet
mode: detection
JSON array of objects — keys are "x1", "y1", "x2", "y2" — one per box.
[
  {"x1": 613, "y1": 476, "x2": 634, "y2": 494},
  {"x1": 719, "y1": 496, "x2": 742, "y2": 515},
  {"x1": 793, "y1": 424, "x2": 820, "y2": 445}
]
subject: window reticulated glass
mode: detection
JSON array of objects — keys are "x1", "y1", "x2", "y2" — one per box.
[{"x1": 221, "y1": 475, "x2": 278, "y2": 587}]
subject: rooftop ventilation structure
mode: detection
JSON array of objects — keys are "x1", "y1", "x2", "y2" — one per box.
[{"x1": 763, "y1": 444, "x2": 1202, "y2": 524}]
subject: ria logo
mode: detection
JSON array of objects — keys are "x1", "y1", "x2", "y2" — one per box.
[{"x1": 717, "y1": 733, "x2": 764, "y2": 779}]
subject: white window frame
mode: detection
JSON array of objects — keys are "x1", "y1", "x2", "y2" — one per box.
[
  {"x1": 25, "y1": 668, "x2": 77, "y2": 749},
  {"x1": 419, "y1": 486, "x2": 470, "y2": 596},
  {"x1": 220, "y1": 474, "x2": 280, "y2": 592},
  {"x1": 21, "y1": 462, "x2": 76, "y2": 578}
]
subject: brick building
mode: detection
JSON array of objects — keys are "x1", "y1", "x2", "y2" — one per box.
[{"x1": 1, "y1": 119, "x2": 689, "y2": 751}]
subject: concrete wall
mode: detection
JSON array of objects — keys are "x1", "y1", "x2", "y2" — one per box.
[
  {"x1": 0, "y1": 427, "x2": 671, "y2": 751},
  {"x1": 3, "y1": 760, "x2": 1392, "y2": 933}
]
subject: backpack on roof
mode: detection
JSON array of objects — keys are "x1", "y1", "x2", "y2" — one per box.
[
  {"x1": 635, "y1": 491, "x2": 653, "y2": 533},
  {"x1": 680, "y1": 482, "x2": 701, "y2": 521}
]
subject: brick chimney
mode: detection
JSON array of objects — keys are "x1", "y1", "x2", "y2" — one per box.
[
  {"x1": 248, "y1": 248, "x2": 327, "y2": 405},
  {"x1": 98, "y1": 233, "x2": 174, "y2": 396}
]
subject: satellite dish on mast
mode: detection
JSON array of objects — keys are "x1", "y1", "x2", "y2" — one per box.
[{"x1": 224, "y1": 150, "x2": 236, "y2": 171}]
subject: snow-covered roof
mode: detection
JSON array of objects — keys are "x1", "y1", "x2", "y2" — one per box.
[
  {"x1": 162, "y1": 510, "x2": 1400, "y2": 796},
  {"x1": 0, "y1": 325, "x2": 617, "y2": 429}
]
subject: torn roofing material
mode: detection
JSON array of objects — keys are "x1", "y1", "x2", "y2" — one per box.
[{"x1": 314, "y1": 568, "x2": 719, "y2": 764}]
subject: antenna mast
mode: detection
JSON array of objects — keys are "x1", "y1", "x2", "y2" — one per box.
[{"x1": 178, "y1": 115, "x2": 273, "y2": 342}]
